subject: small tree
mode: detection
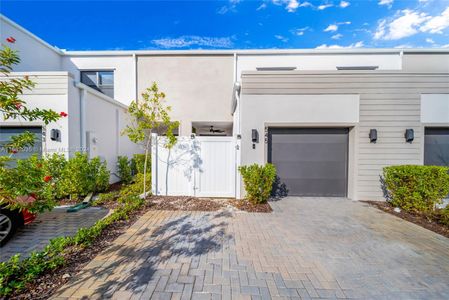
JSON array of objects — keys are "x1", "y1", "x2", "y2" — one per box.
[{"x1": 123, "y1": 82, "x2": 179, "y2": 196}]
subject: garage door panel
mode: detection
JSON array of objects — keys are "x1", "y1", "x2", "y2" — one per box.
[
  {"x1": 282, "y1": 178, "x2": 347, "y2": 197},
  {"x1": 271, "y1": 144, "x2": 348, "y2": 161},
  {"x1": 268, "y1": 128, "x2": 348, "y2": 197},
  {"x1": 274, "y1": 161, "x2": 347, "y2": 179}
]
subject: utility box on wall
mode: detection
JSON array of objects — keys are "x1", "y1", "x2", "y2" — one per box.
[{"x1": 86, "y1": 131, "x2": 98, "y2": 159}]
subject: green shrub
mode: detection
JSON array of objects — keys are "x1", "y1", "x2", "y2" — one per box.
[
  {"x1": 131, "y1": 154, "x2": 148, "y2": 175},
  {"x1": 0, "y1": 155, "x2": 56, "y2": 213},
  {"x1": 117, "y1": 156, "x2": 133, "y2": 184},
  {"x1": 58, "y1": 153, "x2": 110, "y2": 199},
  {"x1": 239, "y1": 163, "x2": 276, "y2": 204},
  {"x1": 43, "y1": 153, "x2": 67, "y2": 198},
  {"x1": 92, "y1": 191, "x2": 119, "y2": 206},
  {"x1": 382, "y1": 165, "x2": 449, "y2": 213},
  {"x1": 119, "y1": 173, "x2": 151, "y2": 199}
]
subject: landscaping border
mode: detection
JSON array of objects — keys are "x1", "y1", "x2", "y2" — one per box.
[{"x1": 364, "y1": 201, "x2": 449, "y2": 239}]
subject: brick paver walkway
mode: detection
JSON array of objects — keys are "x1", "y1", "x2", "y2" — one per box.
[
  {"x1": 1, "y1": 207, "x2": 109, "y2": 262},
  {"x1": 53, "y1": 198, "x2": 449, "y2": 299}
]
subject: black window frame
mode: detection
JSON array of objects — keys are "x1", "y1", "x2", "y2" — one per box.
[{"x1": 80, "y1": 70, "x2": 114, "y2": 98}]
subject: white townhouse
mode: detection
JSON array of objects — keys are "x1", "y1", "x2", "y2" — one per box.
[{"x1": 1, "y1": 15, "x2": 448, "y2": 200}]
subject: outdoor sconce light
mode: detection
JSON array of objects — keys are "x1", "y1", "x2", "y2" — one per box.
[
  {"x1": 50, "y1": 129, "x2": 61, "y2": 142},
  {"x1": 252, "y1": 129, "x2": 259, "y2": 149},
  {"x1": 369, "y1": 129, "x2": 377, "y2": 143},
  {"x1": 405, "y1": 129, "x2": 414, "y2": 143}
]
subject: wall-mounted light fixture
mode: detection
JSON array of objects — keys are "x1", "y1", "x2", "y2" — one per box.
[
  {"x1": 369, "y1": 129, "x2": 377, "y2": 143},
  {"x1": 251, "y1": 129, "x2": 259, "y2": 149},
  {"x1": 405, "y1": 129, "x2": 414, "y2": 143},
  {"x1": 50, "y1": 129, "x2": 61, "y2": 142}
]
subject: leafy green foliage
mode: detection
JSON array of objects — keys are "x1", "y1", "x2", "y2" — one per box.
[
  {"x1": 0, "y1": 155, "x2": 56, "y2": 213},
  {"x1": 59, "y1": 153, "x2": 110, "y2": 199},
  {"x1": 92, "y1": 191, "x2": 119, "y2": 206},
  {"x1": 0, "y1": 185, "x2": 145, "y2": 297},
  {"x1": 239, "y1": 163, "x2": 277, "y2": 204},
  {"x1": 0, "y1": 153, "x2": 110, "y2": 211},
  {"x1": 117, "y1": 156, "x2": 133, "y2": 184},
  {"x1": 122, "y1": 82, "x2": 178, "y2": 196},
  {"x1": 131, "y1": 153, "x2": 148, "y2": 175},
  {"x1": 382, "y1": 165, "x2": 449, "y2": 213}
]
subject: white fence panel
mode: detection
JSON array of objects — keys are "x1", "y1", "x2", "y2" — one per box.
[
  {"x1": 195, "y1": 137, "x2": 236, "y2": 197},
  {"x1": 152, "y1": 135, "x2": 236, "y2": 198}
]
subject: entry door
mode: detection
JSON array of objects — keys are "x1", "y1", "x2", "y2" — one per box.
[{"x1": 268, "y1": 128, "x2": 348, "y2": 197}]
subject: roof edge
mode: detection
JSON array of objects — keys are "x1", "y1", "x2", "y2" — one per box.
[{"x1": 0, "y1": 14, "x2": 64, "y2": 55}]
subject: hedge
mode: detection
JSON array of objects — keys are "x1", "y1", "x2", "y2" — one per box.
[{"x1": 382, "y1": 165, "x2": 449, "y2": 213}]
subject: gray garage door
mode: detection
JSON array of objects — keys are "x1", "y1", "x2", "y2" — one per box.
[
  {"x1": 424, "y1": 128, "x2": 449, "y2": 166},
  {"x1": 0, "y1": 126, "x2": 42, "y2": 163},
  {"x1": 268, "y1": 128, "x2": 348, "y2": 197}
]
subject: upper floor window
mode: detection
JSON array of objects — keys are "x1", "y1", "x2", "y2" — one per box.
[{"x1": 81, "y1": 70, "x2": 114, "y2": 98}]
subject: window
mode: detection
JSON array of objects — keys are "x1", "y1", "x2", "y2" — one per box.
[{"x1": 80, "y1": 70, "x2": 114, "y2": 98}]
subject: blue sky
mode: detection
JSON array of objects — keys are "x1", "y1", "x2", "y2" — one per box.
[{"x1": 2, "y1": 0, "x2": 449, "y2": 50}]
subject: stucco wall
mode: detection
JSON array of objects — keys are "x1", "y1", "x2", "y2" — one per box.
[
  {"x1": 0, "y1": 17, "x2": 62, "y2": 72},
  {"x1": 137, "y1": 55, "x2": 234, "y2": 135},
  {"x1": 0, "y1": 72, "x2": 70, "y2": 157},
  {"x1": 82, "y1": 86, "x2": 142, "y2": 182},
  {"x1": 236, "y1": 53, "x2": 402, "y2": 78},
  {"x1": 62, "y1": 55, "x2": 135, "y2": 106},
  {"x1": 403, "y1": 54, "x2": 449, "y2": 72}
]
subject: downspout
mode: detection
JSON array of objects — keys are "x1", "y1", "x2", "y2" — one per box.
[
  {"x1": 399, "y1": 50, "x2": 404, "y2": 70},
  {"x1": 79, "y1": 87, "x2": 87, "y2": 152},
  {"x1": 133, "y1": 53, "x2": 138, "y2": 101}
]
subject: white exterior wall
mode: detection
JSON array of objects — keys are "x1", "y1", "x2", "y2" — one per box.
[
  {"x1": 236, "y1": 53, "x2": 402, "y2": 78},
  {"x1": 62, "y1": 55, "x2": 135, "y2": 105},
  {"x1": 0, "y1": 72, "x2": 70, "y2": 157},
  {"x1": 80, "y1": 85, "x2": 142, "y2": 182},
  {"x1": 0, "y1": 16, "x2": 62, "y2": 72}
]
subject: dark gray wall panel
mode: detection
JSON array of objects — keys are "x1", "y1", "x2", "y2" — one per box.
[
  {"x1": 425, "y1": 128, "x2": 449, "y2": 166},
  {"x1": 268, "y1": 128, "x2": 348, "y2": 197}
]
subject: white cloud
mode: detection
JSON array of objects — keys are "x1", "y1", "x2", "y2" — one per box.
[
  {"x1": 374, "y1": 7, "x2": 449, "y2": 40},
  {"x1": 152, "y1": 36, "x2": 233, "y2": 48},
  {"x1": 257, "y1": 3, "x2": 267, "y2": 10},
  {"x1": 286, "y1": 0, "x2": 299, "y2": 12},
  {"x1": 420, "y1": 7, "x2": 449, "y2": 34},
  {"x1": 275, "y1": 35, "x2": 289, "y2": 42},
  {"x1": 318, "y1": 3, "x2": 333, "y2": 10},
  {"x1": 271, "y1": 0, "x2": 313, "y2": 11},
  {"x1": 374, "y1": 10, "x2": 430, "y2": 40},
  {"x1": 339, "y1": 1, "x2": 350, "y2": 8},
  {"x1": 217, "y1": 0, "x2": 240, "y2": 14},
  {"x1": 426, "y1": 38, "x2": 435, "y2": 44},
  {"x1": 378, "y1": 0, "x2": 393, "y2": 7},
  {"x1": 441, "y1": 44, "x2": 449, "y2": 48},
  {"x1": 324, "y1": 24, "x2": 338, "y2": 32},
  {"x1": 316, "y1": 41, "x2": 364, "y2": 49},
  {"x1": 332, "y1": 33, "x2": 343, "y2": 39},
  {"x1": 291, "y1": 27, "x2": 310, "y2": 36}
]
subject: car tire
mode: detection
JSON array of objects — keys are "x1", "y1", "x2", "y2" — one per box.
[{"x1": 0, "y1": 208, "x2": 21, "y2": 247}]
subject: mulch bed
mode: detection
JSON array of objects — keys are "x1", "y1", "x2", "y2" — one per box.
[
  {"x1": 148, "y1": 196, "x2": 225, "y2": 211},
  {"x1": 148, "y1": 196, "x2": 273, "y2": 213},
  {"x1": 8, "y1": 201, "x2": 153, "y2": 300},
  {"x1": 229, "y1": 199, "x2": 273, "y2": 213},
  {"x1": 363, "y1": 201, "x2": 449, "y2": 239}
]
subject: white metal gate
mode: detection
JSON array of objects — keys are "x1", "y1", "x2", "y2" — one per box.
[{"x1": 151, "y1": 135, "x2": 236, "y2": 197}]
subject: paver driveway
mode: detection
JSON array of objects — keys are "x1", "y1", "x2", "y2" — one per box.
[
  {"x1": 53, "y1": 198, "x2": 449, "y2": 299},
  {"x1": 1, "y1": 207, "x2": 108, "y2": 262}
]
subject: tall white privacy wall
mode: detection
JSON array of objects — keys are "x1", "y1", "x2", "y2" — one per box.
[{"x1": 151, "y1": 135, "x2": 236, "y2": 198}]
